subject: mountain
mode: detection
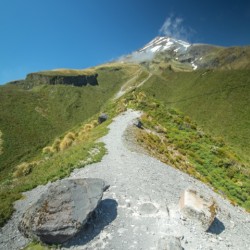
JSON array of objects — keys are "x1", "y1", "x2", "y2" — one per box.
[
  {"x1": 122, "y1": 36, "x2": 250, "y2": 71},
  {"x1": 0, "y1": 36, "x2": 249, "y2": 235},
  {"x1": 120, "y1": 36, "x2": 250, "y2": 163}
]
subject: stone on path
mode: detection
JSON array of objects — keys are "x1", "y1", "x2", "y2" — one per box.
[
  {"x1": 134, "y1": 118, "x2": 143, "y2": 129},
  {"x1": 179, "y1": 188, "x2": 217, "y2": 231},
  {"x1": 18, "y1": 178, "x2": 108, "y2": 244},
  {"x1": 158, "y1": 235, "x2": 183, "y2": 250},
  {"x1": 98, "y1": 113, "x2": 108, "y2": 124}
]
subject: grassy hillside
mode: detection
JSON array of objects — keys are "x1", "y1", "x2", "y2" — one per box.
[
  {"x1": 0, "y1": 62, "x2": 141, "y2": 226},
  {"x1": 0, "y1": 63, "x2": 140, "y2": 178},
  {"x1": 141, "y1": 69, "x2": 250, "y2": 164},
  {"x1": 1, "y1": 57, "x2": 249, "y2": 228},
  {"x1": 118, "y1": 91, "x2": 250, "y2": 210}
]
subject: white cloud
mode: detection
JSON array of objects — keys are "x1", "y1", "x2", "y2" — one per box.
[
  {"x1": 118, "y1": 50, "x2": 155, "y2": 63},
  {"x1": 159, "y1": 15, "x2": 193, "y2": 41}
]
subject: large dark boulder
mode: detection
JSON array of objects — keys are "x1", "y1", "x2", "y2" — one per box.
[{"x1": 18, "y1": 178, "x2": 108, "y2": 244}]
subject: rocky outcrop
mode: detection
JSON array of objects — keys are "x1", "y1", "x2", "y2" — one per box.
[
  {"x1": 179, "y1": 188, "x2": 217, "y2": 231},
  {"x1": 18, "y1": 178, "x2": 108, "y2": 244},
  {"x1": 25, "y1": 72, "x2": 98, "y2": 87}
]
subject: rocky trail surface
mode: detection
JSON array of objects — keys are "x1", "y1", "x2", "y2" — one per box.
[{"x1": 1, "y1": 109, "x2": 250, "y2": 250}]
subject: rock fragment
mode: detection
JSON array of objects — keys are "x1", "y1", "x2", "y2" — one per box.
[
  {"x1": 134, "y1": 118, "x2": 143, "y2": 129},
  {"x1": 98, "y1": 113, "x2": 108, "y2": 124},
  {"x1": 179, "y1": 188, "x2": 217, "y2": 231},
  {"x1": 18, "y1": 178, "x2": 108, "y2": 244}
]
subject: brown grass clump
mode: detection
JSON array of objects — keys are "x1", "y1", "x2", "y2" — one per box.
[
  {"x1": 59, "y1": 137, "x2": 74, "y2": 151},
  {"x1": 42, "y1": 146, "x2": 54, "y2": 154},
  {"x1": 135, "y1": 127, "x2": 196, "y2": 176},
  {"x1": 77, "y1": 121, "x2": 98, "y2": 141},
  {"x1": 13, "y1": 161, "x2": 38, "y2": 178},
  {"x1": 116, "y1": 98, "x2": 128, "y2": 113},
  {"x1": 116, "y1": 104, "x2": 127, "y2": 113},
  {"x1": 136, "y1": 91, "x2": 147, "y2": 102},
  {"x1": 83, "y1": 123, "x2": 94, "y2": 132},
  {"x1": 78, "y1": 132, "x2": 89, "y2": 141},
  {"x1": 91, "y1": 119, "x2": 99, "y2": 128},
  {"x1": 65, "y1": 132, "x2": 76, "y2": 140},
  {"x1": 52, "y1": 138, "x2": 61, "y2": 152}
]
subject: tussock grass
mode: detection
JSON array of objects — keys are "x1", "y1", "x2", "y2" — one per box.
[
  {"x1": 141, "y1": 69, "x2": 250, "y2": 164},
  {"x1": 59, "y1": 137, "x2": 74, "y2": 151},
  {"x1": 82, "y1": 123, "x2": 95, "y2": 132},
  {"x1": 13, "y1": 162, "x2": 38, "y2": 178},
  {"x1": 42, "y1": 146, "x2": 54, "y2": 155},
  {"x1": 0, "y1": 116, "x2": 109, "y2": 226},
  {"x1": 122, "y1": 91, "x2": 250, "y2": 211},
  {"x1": 51, "y1": 138, "x2": 61, "y2": 153}
]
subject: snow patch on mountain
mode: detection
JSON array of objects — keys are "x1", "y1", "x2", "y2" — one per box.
[
  {"x1": 139, "y1": 36, "x2": 191, "y2": 54},
  {"x1": 191, "y1": 61, "x2": 198, "y2": 70},
  {"x1": 118, "y1": 36, "x2": 203, "y2": 71}
]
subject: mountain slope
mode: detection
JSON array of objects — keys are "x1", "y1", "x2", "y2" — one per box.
[
  {"x1": 122, "y1": 36, "x2": 250, "y2": 72},
  {"x1": 1, "y1": 110, "x2": 250, "y2": 250},
  {"x1": 119, "y1": 36, "x2": 250, "y2": 163},
  {"x1": 0, "y1": 36, "x2": 249, "y2": 231},
  {"x1": 140, "y1": 69, "x2": 250, "y2": 164},
  {"x1": 0, "y1": 63, "x2": 140, "y2": 177}
]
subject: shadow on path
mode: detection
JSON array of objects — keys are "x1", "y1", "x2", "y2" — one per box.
[
  {"x1": 207, "y1": 217, "x2": 225, "y2": 235},
  {"x1": 63, "y1": 199, "x2": 118, "y2": 248}
]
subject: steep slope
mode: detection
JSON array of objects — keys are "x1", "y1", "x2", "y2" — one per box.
[
  {"x1": 140, "y1": 69, "x2": 250, "y2": 164},
  {"x1": 0, "y1": 63, "x2": 140, "y2": 176}
]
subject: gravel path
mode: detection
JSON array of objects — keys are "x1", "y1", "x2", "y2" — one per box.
[{"x1": 1, "y1": 109, "x2": 250, "y2": 250}]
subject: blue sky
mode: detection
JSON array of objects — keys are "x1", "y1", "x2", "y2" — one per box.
[{"x1": 1, "y1": 0, "x2": 250, "y2": 84}]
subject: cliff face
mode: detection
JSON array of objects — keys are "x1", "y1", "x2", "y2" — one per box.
[{"x1": 25, "y1": 73, "x2": 98, "y2": 87}]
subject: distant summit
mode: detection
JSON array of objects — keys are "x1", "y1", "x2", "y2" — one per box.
[
  {"x1": 119, "y1": 36, "x2": 250, "y2": 71},
  {"x1": 138, "y1": 36, "x2": 191, "y2": 54}
]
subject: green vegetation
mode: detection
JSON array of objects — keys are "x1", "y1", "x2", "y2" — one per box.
[
  {"x1": 1, "y1": 57, "x2": 250, "y2": 230},
  {"x1": 121, "y1": 91, "x2": 250, "y2": 210},
  {"x1": 23, "y1": 241, "x2": 51, "y2": 250},
  {"x1": 141, "y1": 69, "x2": 250, "y2": 164},
  {"x1": 0, "y1": 63, "x2": 139, "y2": 176},
  {"x1": 0, "y1": 115, "x2": 109, "y2": 226},
  {"x1": 0, "y1": 130, "x2": 3, "y2": 155}
]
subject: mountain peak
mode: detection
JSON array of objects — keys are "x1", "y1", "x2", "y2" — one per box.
[
  {"x1": 138, "y1": 36, "x2": 191, "y2": 54},
  {"x1": 118, "y1": 36, "x2": 194, "y2": 69}
]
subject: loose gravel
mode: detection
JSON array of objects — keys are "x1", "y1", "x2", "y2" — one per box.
[{"x1": 0, "y1": 109, "x2": 250, "y2": 250}]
